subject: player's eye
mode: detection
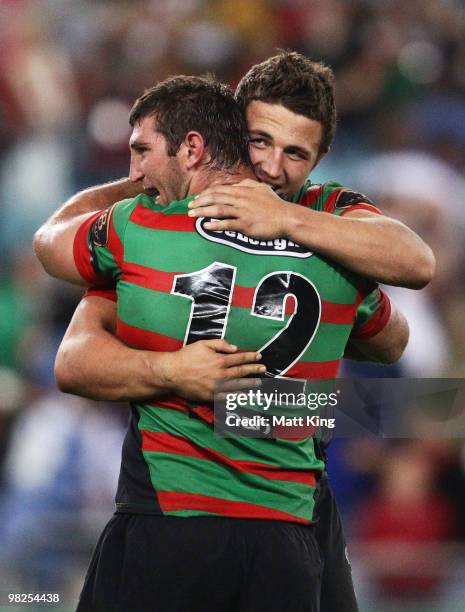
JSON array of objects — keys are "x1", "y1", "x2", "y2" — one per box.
[
  {"x1": 249, "y1": 138, "x2": 268, "y2": 149},
  {"x1": 132, "y1": 146, "x2": 148, "y2": 155},
  {"x1": 286, "y1": 150, "x2": 307, "y2": 161}
]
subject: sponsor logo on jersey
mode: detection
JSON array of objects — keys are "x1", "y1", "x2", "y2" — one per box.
[
  {"x1": 195, "y1": 217, "x2": 312, "y2": 258},
  {"x1": 91, "y1": 204, "x2": 115, "y2": 247}
]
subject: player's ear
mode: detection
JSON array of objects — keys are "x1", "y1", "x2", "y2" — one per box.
[{"x1": 182, "y1": 131, "x2": 209, "y2": 169}]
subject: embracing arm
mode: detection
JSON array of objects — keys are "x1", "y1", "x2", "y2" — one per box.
[
  {"x1": 189, "y1": 180, "x2": 435, "y2": 289},
  {"x1": 345, "y1": 300, "x2": 409, "y2": 364},
  {"x1": 280, "y1": 206, "x2": 434, "y2": 289},
  {"x1": 33, "y1": 178, "x2": 142, "y2": 284},
  {"x1": 55, "y1": 295, "x2": 266, "y2": 403}
]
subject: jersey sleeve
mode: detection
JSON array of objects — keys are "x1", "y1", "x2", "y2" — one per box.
[
  {"x1": 299, "y1": 182, "x2": 382, "y2": 217},
  {"x1": 329, "y1": 188, "x2": 382, "y2": 217},
  {"x1": 84, "y1": 287, "x2": 117, "y2": 301},
  {"x1": 351, "y1": 288, "x2": 391, "y2": 339},
  {"x1": 73, "y1": 197, "x2": 136, "y2": 285}
]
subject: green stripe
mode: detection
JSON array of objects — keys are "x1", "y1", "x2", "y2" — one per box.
[
  {"x1": 118, "y1": 279, "x2": 353, "y2": 361},
  {"x1": 124, "y1": 231, "x2": 360, "y2": 304},
  {"x1": 302, "y1": 322, "x2": 351, "y2": 361},
  {"x1": 316, "y1": 181, "x2": 341, "y2": 210},
  {"x1": 118, "y1": 283, "x2": 188, "y2": 340},
  {"x1": 111, "y1": 197, "x2": 139, "y2": 241},
  {"x1": 138, "y1": 406, "x2": 324, "y2": 470},
  {"x1": 162, "y1": 509, "x2": 224, "y2": 518},
  {"x1": 93, "y1": 243, "x2": 119, "y2": 279},
  {"x1": 354, "y1": 288, "x2": 381, "y2": 327},
  {"x1": 143, "y1": 451, "x2": 314, "y2": 521}
]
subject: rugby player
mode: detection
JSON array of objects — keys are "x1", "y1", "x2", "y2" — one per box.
[
  {"x1": 35, "y1": 78, "x2": 410, "y2": 610},
  {"x1": 33, "y1": 57, "x2": 428, "y2": 609}
]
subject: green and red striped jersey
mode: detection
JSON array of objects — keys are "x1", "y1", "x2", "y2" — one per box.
[{"x1": 74, "y1": 181, "x2": 388, "y2": 524}]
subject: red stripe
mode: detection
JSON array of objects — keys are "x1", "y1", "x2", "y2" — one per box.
[
  {"x1": 120, "y1": 263, "x2": 356, "y2": 324},
  {"x1": 231, "y1": 284, "x2": 254, "y2": 309},
  {"x1": 117, "y1": 318, "x2": 183, "y2": 351},
  {"x1": 323, "y1": 190, "x2": 340, "y2": 213},
  {"x1": 321, "y1": 300, "x2": 356, "y2": 324},
  {"x1": 73, "y1": 211, "x2": 103, "y2": 284},
  {"x1": 339, "y1": 203, "x2": 382, "y2": 216},
  {"x1": 84, "y1": 287, "x2": 117, "y2": 302},
  {"x1": 355, "y1": 290, "x2": 365, "y2": 307},
  {"x1": 145, "y1": 397, "x2": 189, "y2": 413},
  {"x1": 351, "y1": 289, "x2": 391, "y2": 339},
  {"x1": 299, "y1": 185, "x2": 323, "y2": 209},
  {"x1": 143, "y1": 400, "x2": 214, "y2": 423},
  {"x1": 190, "y1": 405, "x2": 215, "y2": 424},
  {"x1": 107, "y1": 206, "x2": 124, "y2": 268},
  {"x1": 142, "y1": 430, "x2": 316, "y2": 487},
  {"x1": 130, "y1": 205, "x2": 195, "y2": 232},
  {"x1": 157, "y1": 491, "x2": 311, "y2": 524},
  {"x1": 122, "y1": 262, "x2": 177, "y2": 293},
  {"x1": 285, "y1": 360, "x2": 340, "y2": 379}
]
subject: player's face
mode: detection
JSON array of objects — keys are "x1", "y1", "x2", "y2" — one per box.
[
  {"x1": 129, "y1": 116, "x2": 185, "y2": 203},
  {"x1": 246, "y1": 101, "x2": 325, "y2": 198}
]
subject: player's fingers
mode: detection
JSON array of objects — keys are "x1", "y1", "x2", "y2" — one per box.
[
  {"x1": 188, "y1": 204, "x2": 238, "y2": 219},
  {"x1": 203, "y1": 218, "x2": 244, "y2": 232},
  {"x1": 236, "y1": 178, "x2": 255, "y2": 186},
  {"x1": 216, "y1": 378, "x2": 262, "y2": 394},
  {"x1": 223, "y1": 351, "x2": 262, "y2": 366},
  {"x1": 188, "y1": 191, "x2": 238, "y2": 209},
  {"x1": 235, "y1": 179, "x2": 266, "y2": 190},
  {"x1": 224, "y1": 363, "x2": 267, "y2": 379},
  {"x1": 204, "y1": 339, "x2": 238, "y2": 353}
]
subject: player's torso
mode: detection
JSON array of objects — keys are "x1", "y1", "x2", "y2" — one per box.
[
  {"x1": 115, "y1": 196, "x2": 362, "y2": 379},
  {"x1": 113, "y1": 194, "x2": 361, "y2": 523}
]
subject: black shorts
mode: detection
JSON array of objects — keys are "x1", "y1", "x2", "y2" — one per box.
[
  {"x1": 313, "y1": 473, "x2": 359, "y2": 612},
  {"x1": 77, "y1": 514, "x2": 323, "y2": 612}
]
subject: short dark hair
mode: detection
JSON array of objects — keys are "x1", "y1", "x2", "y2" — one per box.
[
  {"x1": 235, "y1": 51, "x2": 337, "y2": 154},
  {"x1": 130, "y1": 75, "x2": 251, "y2": 170}
]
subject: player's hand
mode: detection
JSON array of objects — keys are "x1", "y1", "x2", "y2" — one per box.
[
  {"x1": 188, "y1": 179, "x2": 289, "y2": 239},
  {"x1": 166, "y1": 339, "x2": 266, "y2": 402}
]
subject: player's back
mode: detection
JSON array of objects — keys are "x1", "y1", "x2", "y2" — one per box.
[{"x1": 86, "y1": 192, "x2": 377, "y2": 524}]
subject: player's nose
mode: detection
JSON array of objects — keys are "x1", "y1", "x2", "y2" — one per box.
[
  {"x1": 260, "y1": 149, "x2": 284, "y2": 180},
  {"x1": 129, "y1": 159, "x2": 143, "y2": 183}
]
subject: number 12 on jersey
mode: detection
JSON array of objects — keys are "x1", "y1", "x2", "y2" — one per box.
[{"x1": 172, "y1": 262, "x2": 321, "y2": 377}]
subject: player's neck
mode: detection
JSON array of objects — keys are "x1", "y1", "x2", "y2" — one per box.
[{"x1": 188, "y1": 164, "x2": 255, "y2": 196}]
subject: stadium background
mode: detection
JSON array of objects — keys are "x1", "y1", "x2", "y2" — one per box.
[{"x1": 0, "y1": 0, "x2": 464, "y2": 610}]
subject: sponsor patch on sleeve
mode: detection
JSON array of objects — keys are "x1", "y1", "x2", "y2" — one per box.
[
  {"x1": 91, "y1": 205, "x2": 115, "y2": 247},
  {"x1": 335, "y1": 189, "x2": 375, "y2": 209}
]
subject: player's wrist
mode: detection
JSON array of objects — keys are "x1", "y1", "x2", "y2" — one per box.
[
  {"x1": 284, "y1": 203, "x2": 319, "y2": 242},
  {"x1": 147, "y1": 351, "x2": 179, "y2": 394}
]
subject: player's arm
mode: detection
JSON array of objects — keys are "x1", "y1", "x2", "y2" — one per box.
[
  {"x1": 345, "y1": 302, "x2": 409, "y2": 363},
  {"x1": 55, "y1": 291, "x2": 266, "y2": 402},
  {"x1": 283, "y1": 207, "x2": 434, "y2": 290},
  {"x1": 344, "y1": 288, "x2": 409, "y2": 364},
  {"x1": 188, "y1": 180, "x2": 435, "y2": 289},
  {"x1": 33, "y1": 178, "x2": 142, "y2": 283}
]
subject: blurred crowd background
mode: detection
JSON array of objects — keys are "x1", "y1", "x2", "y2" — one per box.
[{"x1": 0, "y1": 1, "x2": 464, "y2": 610}]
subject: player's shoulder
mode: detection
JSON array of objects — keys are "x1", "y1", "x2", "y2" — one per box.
[
  {"x1": 299, "y1": 180, "x2": 379, "y2": 215},
  {"x1": 113, "y1": 192, "x2": 157, "y2": 214},
  {"x1": 161, "y1": 195, "x2": 196, "y2": 214},
  {"x1": 113, "y1": 192, "x2": 158, "y2": 223},
  {"x1": 95, "y1": 193, "x2": 157, "y2": 243}
]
